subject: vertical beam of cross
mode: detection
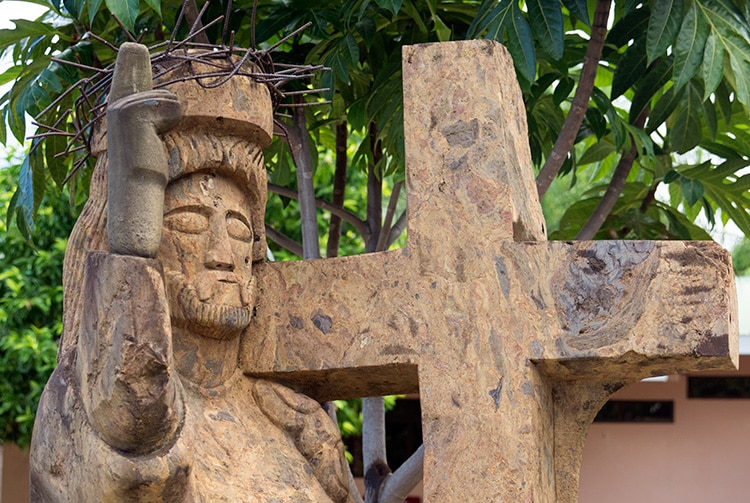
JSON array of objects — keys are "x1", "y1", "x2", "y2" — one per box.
[{"x1": 244, "y1": 41, "x2": 738, "y2": 502}]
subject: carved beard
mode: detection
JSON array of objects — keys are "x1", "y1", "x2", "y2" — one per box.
[{"x1": 166, "y1": 272, "x2": 255, "y2": 340}]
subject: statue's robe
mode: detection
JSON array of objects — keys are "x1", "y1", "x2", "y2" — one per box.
[{"x1": 31, "y1": 252, "x2": 351, "y2": 503}]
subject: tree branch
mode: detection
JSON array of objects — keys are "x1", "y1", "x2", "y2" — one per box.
[
  {"x1": 267, "y1": 183, "x2": 367, "y2": 237},
  {"x1": 365, "y1": 124, "x2": 383, "y2": 253},
  {"x1": 536, "y1": 0, "x2": 612, "y2": 198},
  {"x1": 327, "y1": 121, "x2": 349, "y2": 257},
  {"x1": 576, "y1": 109, "x2": 649, "y2": 240},
  {"x1": 378, "y1": 444, "x2": 424, "y2": 503},
  {"x1": 264, "y1": 225, "x2": 303, "y2": 257},
  {"x1": 280, "y1": 104, "x2": 320, "y2": 259},
  {"x1": 363, "y1": 396, "x2": 390, "y2": 503},
  {"x1": 376, "y1": 181, "x2": 402, "y2": 252},
  {"x1": 386, "y1": 211, "x2": 407, "y2": 249}
]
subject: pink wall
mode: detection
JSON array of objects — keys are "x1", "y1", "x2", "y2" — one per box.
[{"x1": 580, "y1": 355, "x2": 750, "y2": 502}]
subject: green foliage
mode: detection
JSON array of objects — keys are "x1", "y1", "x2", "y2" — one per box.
[
  {"x1": 3, "y1": 0, "x2": 750, "y2": 245},
  {"x1": 0, "y1": 150, "x2": 77, "y2": 448},
  {"x1": 732, "y1": 238, "x2": 750, "y2": 275}
]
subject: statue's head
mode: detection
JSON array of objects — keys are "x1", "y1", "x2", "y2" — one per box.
[{"x1": 60, "y1": 54, "x2": 273, "y2": 356}]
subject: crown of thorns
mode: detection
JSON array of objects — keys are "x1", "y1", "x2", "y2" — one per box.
[{"x1": 31, "y1": 0, "x2": 328, "y2": 184}]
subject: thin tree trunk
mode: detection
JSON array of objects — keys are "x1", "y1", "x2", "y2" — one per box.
[
  {"x1": 365, "y1": 124, "x2": 383, "y2": 253},
  {"x1": 536, "y1": 0, "x2": 612, "y2": 198},
  {"x1": 327, "y1": 121, "x2": 349, "y2": 257},
  {"x1": 376, "y1": 181, "x2": 402, "y2": 252},
  {"x1": 378, "y1": 445, "x2": 424, "y2": 503},
  {"x1": 576, "y1": 110, "x2": 649, "y2": 240},
  {"x1": 286, "y1": 104, "x2": 320, "y2": 259},
  {"x1": 363, "y1": 397, "x2": 390, "y2": 503}
]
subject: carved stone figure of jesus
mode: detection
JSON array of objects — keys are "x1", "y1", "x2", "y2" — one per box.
[{"x1": 30, "y1": 43, "x2": 353, "y2": 503}]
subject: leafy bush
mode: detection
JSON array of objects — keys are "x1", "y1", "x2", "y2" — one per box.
[
  {"x1": 0, "y1": 153, "x2": 76, "y2": 448},
  {"x1": 733, "y1": 239, "x2": 750, "y2": 276}
]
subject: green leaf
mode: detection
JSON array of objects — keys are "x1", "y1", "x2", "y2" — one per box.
[
  {"x1": 680, "y1": 176, "x2": 705, "y2": 206},
  {"x1": 646, "y1": 84, "x2": 685, "y2": 133},
  {"x1": 375, "y1": 0, "x2": 404, "y2": 17},
  {"x1": 592, "y1": 87, "x2": 628, "y2": 149},
  {"x1": 45, "y1": 133, "x2": 69, "y2": 188},
  {"x1": 561, "y1": 0, "x2": 590, "y2": 26},
  {"x1": 664, "y1": 169, "x2": 681, "y2": 183},
  {"x1": 728, "y1": 54, "x2": 750, "y2": 106},
  {"x1": 105, "y1": 0, "x2": 140, "y2": 34},
  {"x1": 143, "y1": 0, "x2": 161, "y2": 18},
  {"x1": 506, "y1": 3, "x2": 536, "y2": 84},
  {"x1": 647, "y1": 0, "x2": 685, "y2": 64},
  {"x1": 527, "y1": 0, "x2": 564, "y2": 60},
  {"x1": 469, "y1": 0, "x2": 513, "y2": 41},
  {"x1": 673, "y1": 4, "x2": 708, "y2": 89},
  {"x1": 585, "y1": 107, "x2": 608, "y2": 138},
  {"x1": 701, "y1": 30, "x2": 724, "y2": 99},
  {"x1": 702, "y1": 95, "x2": 718, "y2": 138},
  {"x1": 62, "y1": 0, "x2": 85, "y2": 19},
  {"x1": 356, "y1": 16, "x2": 377, "y2": 49},
  {"x1": 612, "y1": 38, "x2": 647, "y2": 99},
  {"x1": 342, "y1": 33, "x2": 360, "y2": 66},
  {"x1": 553, "y1": 76, "x2": 574, "y2": 106},
  {"x1": 607, "y1": 7, "x2": 650, "y2": 48},
  {"x1": 0, "y1": 66, "x2": 21, "y2": 87},
  {"x1": 88, "y1": 0, "x2": 104, "y2": 26},
  {"x1": 671, "y1": 84, "x2": 703, "y2": 153},
  {"x1": 630, "y1": 57, "x2": 673, "y2": 123},
  {"x1": 578, "y1": 138, "x2": 616, "y2": 165}
]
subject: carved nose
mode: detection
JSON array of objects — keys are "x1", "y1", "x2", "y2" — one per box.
[{"x1": 204, "y1": 223, "x2": 234, "y2": 271}]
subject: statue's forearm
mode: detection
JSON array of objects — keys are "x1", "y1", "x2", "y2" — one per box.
[
  {"x1": 106, "y1": 43, "x2": 181, "y2": 258},
  {"x1": 77, "y1": 252, "x2": 184, "y2": 454}
]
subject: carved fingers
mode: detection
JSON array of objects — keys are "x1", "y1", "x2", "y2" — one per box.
[{"x1": 106, "y1": 43, "x2": 183, "y2": 258}]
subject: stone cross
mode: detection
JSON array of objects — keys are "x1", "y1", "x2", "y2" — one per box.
[{"x1": 242, "y1": 41, "x2": 738, "y2": 502}]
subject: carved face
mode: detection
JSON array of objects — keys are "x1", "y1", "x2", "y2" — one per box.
[{"x1": 158, "y1": 171, "x2": 256, "y2": 339}]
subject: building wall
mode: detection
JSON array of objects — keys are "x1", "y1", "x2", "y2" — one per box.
[
  {"x1": 1, "y1": 443, "x2": 29, "y2": 503},
  {"x1": 579, "y1": 355, "x2": 750, "y2": 502}
]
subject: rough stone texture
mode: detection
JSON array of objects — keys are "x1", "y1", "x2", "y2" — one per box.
[
  {"x1": 32, "y1": 39, "x2": 738, "y2": 503},
  {"x1": 31, "y1": 44, "x2": 352, "y2": 503},
  {"x1": 240, "y1": 41, "x2": 738, "y2": 502}
]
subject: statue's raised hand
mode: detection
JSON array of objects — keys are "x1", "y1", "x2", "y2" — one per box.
[{"x1": 107, "y1": 42, "x2": 182, "y2": 257}]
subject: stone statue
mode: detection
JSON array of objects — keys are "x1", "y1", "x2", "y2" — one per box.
[{"x1": 30, "y1": 43, "x2": 353, "y2": 503}]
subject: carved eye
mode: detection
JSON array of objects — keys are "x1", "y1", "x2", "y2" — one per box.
[
  {"x1": 164, "y1": 208, "x2": 209, "y2": 234},
  {"x1": 226, "y1": 213, "x2": 252, "y2": 242}
]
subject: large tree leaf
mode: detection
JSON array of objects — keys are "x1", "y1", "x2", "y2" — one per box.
[
  {"x1": 630, "y1": 57, "x2": 673, "y2": 123},
  {"x1": 697, "y1": 0, "x2": 750, "y2": 64},
  {"x1": 647, "y1": 0, "x2": 685, "y2": 64},
  {"x1": 680, "y1": 158, "x2": 750, "y2": 234},
  {"x1": 105, "y1": 0, "x2": 140, "y2": 34},
  {"x1": 375, "y1": 0, "x2": 404, "y2": 17},
  {"x1": 561, "y1": 0, "x2": 590, "y2": 26},
  {"x1": 527, "y1": 0, "x2": 564, "y2": 60},
  {"x1": 673, "y1": 4, "x2": 708, "y2": 90},
  {"x1": 728, "y1": 54, "x2": 750, "y2": 106},
  {"x1": 670, "y1": 83, "x2": 704, "y2": 153},
  {"x1": 143, "y1": 0, "x2": 161, "y2": 18},
  {"x1": 468, "y1": 0, "x2": 514, "y2": 42},
  {"x1": 607, "y1": 7, "x2": 649, "y2": 48},
  {"x1": 646, "y1": 84, "x2": 686, "y2": 133},
  {"x1": 505, "y1": 3, "x2": 536, "y2": 85},
  {"x1": 612, "y1": 38, "x2": 647, "y2": 99},
  {"x1": 680, "y1": 176, "x2": 704, "y2": 206},
  {"x1": 701, "y1": 30, "x2": 724, "y2": 99}
]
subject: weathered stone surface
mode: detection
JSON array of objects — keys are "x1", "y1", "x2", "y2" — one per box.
[
  {"x1": 240, "y1": 41, "x2": 738, "y2": 502},
  {"x1": 32, "y1": 38, "x2": 737, "y2": 503},
  {"x1": 31, "y1": 44, "x2": 352, "y2": 503}
]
